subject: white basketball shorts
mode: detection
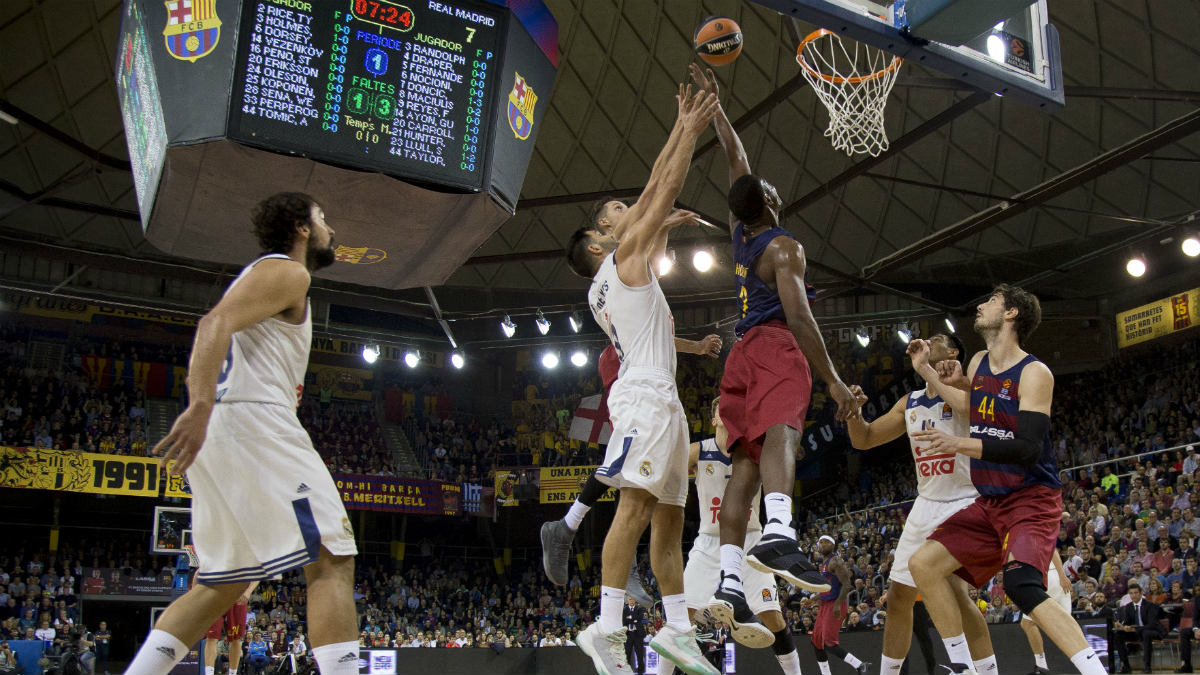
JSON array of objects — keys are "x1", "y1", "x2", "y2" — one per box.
[
  {"x1": 188, "y1": 401, "x2": 357, "y2": 585},
  {"x1": 596, "y1": 367, "x2": 689, "y2": 507},
  {"x1": 685, "y1": 532, "x2": 780, "y2": 615},
  {"x1": 890, "y1": 494, "x2": 978, "y2": 588}
]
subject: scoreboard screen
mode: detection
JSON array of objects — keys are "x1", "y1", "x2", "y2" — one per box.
[{"x1": 227, "y1": 0, "x2": 505, "y2": 190}]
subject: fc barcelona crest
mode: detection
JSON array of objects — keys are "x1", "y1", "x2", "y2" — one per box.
[
  {"x1": 163, "y1": 0, "x2": 221, "y2": 62},
  {"x1": 507, "y1": 72, "x2": 538, "y2": 140}
]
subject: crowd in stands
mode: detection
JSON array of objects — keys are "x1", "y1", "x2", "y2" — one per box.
[
  {"x1": 0, "y1": 328, "x2": 150, "y2": 456},
  {"x1": 297, "y1": 399, "x2": 396, "y2": 476}
]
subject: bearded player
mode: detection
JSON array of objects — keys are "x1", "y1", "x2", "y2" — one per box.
[
  {"x1": 908, "y1": 285, "x2": 1105, "y2": 675},
  {"x1": 845, "y1": 334, "x2": 998, "y2": 675},
  {"x1": 566, "y1": 83, "x2": 719, "y2": 675},
  {"x1": 126, "y1": 193, "x2": 358, "y2": 675}
]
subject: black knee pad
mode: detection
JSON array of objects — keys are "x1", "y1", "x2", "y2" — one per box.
[
  {"x1": 771, "y1": 628, "x2": 795, "y2": 656},
  {"x1": 1003, "y1": 560, "x2": 1051, "y2": 615},
  {"x1": 814, "y1": 648, "x2": 827, "y2": 662}
]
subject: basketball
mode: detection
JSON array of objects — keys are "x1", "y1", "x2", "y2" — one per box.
[{"x1": 694, "y1": 16, "x2": 743, "y2": 67}]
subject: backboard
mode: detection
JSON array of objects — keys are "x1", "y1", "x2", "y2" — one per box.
[
  {"x1": 151, "y1": 506, "x2": 191, "y2": 554},
  {"x1": 752, "y1": 0, "x2": 1063, "y2": 109}
]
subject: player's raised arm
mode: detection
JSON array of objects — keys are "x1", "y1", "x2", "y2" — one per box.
[
  {"x1": 675, "y1": 334, "x2": 723, "y2": 358},
  {"x1": 846, "y1": 391, "x2": 908, "y2": 450},
  {"x1": 767, "y1": 238, "x2": 857, "y2": 422},
  {"x1": 909, "y1": 340, "x2": 969, "y2": 415},
  {"x1": 688, "y1": 63, "x2": 750, "y2": 193}
]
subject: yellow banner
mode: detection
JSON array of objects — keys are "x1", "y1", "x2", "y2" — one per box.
[
  {"x1": 494, "y1": 471, "x2": 518, "y2": 507},
  {"x1": 0, "y1": 447, "x2": 163, "y2": 497},
  {"x1": 1116, "y1": 287, "x2": 1199, "y2": 348},
  {"x1": 538, "y1": 465, "x2": 616, "y2": 504},
  {"x1": 309, "y1": 363, "x2": 373, "y2": 401}
]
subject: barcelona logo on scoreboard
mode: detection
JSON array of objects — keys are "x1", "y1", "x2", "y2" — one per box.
[
  {"x1": 163, "y1": 0, "x2": 221, "y2": 63},
  {"x1": 507, "y1": 72, "x2": 538, "y2": 140}
]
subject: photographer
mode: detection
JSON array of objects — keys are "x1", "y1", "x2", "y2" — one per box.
[{"x1": 0, "y1": 640, "x2": 23, "y2": 675}]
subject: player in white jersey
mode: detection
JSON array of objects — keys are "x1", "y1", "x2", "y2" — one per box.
[
  {"x1": 675, "y1": 397, "x2": 803, "y2": 675},
  {"x1": 125, "y1": 193, "x2": 359, "y2": 675},
  {"x1": 565, "y1": 82, "x2": 719, "y2": 675},
  {"x1": 846, "y1": 334, "x2": 999, "y2": 675}
]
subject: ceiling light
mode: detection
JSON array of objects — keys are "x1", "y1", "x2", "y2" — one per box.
[
  {"x1": 570, "y1": 350, "x2": 588, "y2": 368},
  {"x1": 0, "y1": 111, "x2": 17, "y2": 126},
  {"x1": 896, "y1": 323, "x2": 912, "y2": 344},
  {"x1": 404, "y1": 350, "x2": 420, "y2": 368},
  {"x1": 855, "y1": 326, "x2": 870, "y2": 348},
  {"x1": 692, "y1": 250, "x2": 714, "y2": 273},
  {"x1": 656, "y1": 254, "x2": 674, "y2": 276},
  {"x1": 541, "y1": 352, "x2": 559, "y2": 369},
  {"x1": 569, "y1": 313, "x2": 583, "y2": 333},
  {"x1": 450, "y1": 351, "x2": 465, "y2": 369},
  {"x1": 500, "y1": 314, "x2": 516, "y2": 338},
  {"x1": 985, "y1": 35, "x2": 1005, "y2": 62},
  {"x1": 1183, "y1": 236, "x2": 1200, "y2": 258},
  {"x1": 944, "y1": 315, "x2": 956, "y2": 333},
  {"x1": 535, "y1": 310, "x2": 551, "y2": 335},
  {"x1": 1126, "y1": 257, "x2": 1146, "y2": 277},
  {"x1": 362, "y1": 345, "x2": 380, "y2": 364}
]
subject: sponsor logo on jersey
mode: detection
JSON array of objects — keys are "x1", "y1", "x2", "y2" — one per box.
[
  {"x1": 971, "y1": 425, "x2": 1015, "y2": 439},
  {"x1": 916, "y1": 455, "x2": 956, "y2": 477},
  {"x1": 296, "y1": 483, "x2": 310, "y2": 494}
]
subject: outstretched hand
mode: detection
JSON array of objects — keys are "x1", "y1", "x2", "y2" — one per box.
[
  {"x1": 676, "y1": 84, "x2": 719, "y2": 134},
  {"x1": 662, "y1": 208, "x2": 700, "y2": 229},
  {"x1": 829, "y1": 380, "x2": 860, "y2": 422},
  {"x1": 906, "y1": 339, "x2": 930, "y2": 370},
  {"x1": 688, "y1": 62, "x2": 719, "y2": 98},
  {"x1": 697, "y1": 334, "x2": 723, "y2": 358}
]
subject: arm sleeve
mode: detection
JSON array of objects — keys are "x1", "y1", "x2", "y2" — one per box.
[{"x1": 978, "y1": 410, "x2": 1050, "y2": 467}]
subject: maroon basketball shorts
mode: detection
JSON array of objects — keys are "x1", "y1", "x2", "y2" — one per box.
[{"x1": 719, "y1": 321, "x2": 812, "y2": 462}]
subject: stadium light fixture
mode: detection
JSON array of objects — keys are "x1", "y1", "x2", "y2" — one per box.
[
  {"x1": 944, "y1": 315, "x2": 956, "y2": 333},
  {"x1": 569, "y1": 312, "x2": 583, "y2": 333},
  {"x1": 541, "y1": 352, "x2": 559, "y2": 369},
  {"x1": 1126, "y1": 256, "x2": 1147, "y2": 277},
  {"x1": 404, "y1": 350, "x2": 420, "y2": 368},
  {"x1": 500, "y1": 314, "x2": 516, "y2": 338},
  {"x1": 1183, "y1": 236, "x2": 1200, "y2": 258},
  {"x1": 450, "y1": 351, "x2": 465, "y2": 369},
  {"x1": 570, "y1": 350, "x2": 588, "y2": 368},
  {"x1": 692, "y1": 249, "x2": 714, "y2": 273},
  {"x1": 855, "y1": 326, "x2": 870, "y2": 348},
  {"x1": 896, "y1": 322, "x2": 913, "y2": 344},
  {"x1": 535, "y1": 310, "x2": 551, "y2": 335},
  {"x1": 362, "y1": 345, "x2": 381, "y2": 364}
]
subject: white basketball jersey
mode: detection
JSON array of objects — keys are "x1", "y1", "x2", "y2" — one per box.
[
  {"x1": 905, "y1": 388, "x2": 976, "y2": 502},
  {"x1": 214, "y1": 254, "x2": 311, "y2": 408},
  {"x1": 695, "y1": 438, "x2": 762, "y2": 537},
  {"x1": 587, "y1": 252, "x2": 676, "y2": 377}
]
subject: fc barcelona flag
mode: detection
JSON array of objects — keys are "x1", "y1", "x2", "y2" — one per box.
[{"x1": 163, "y1": 0, "x2": 221, "y2": 63}]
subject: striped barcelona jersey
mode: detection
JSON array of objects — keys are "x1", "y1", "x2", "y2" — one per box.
[
  {"x1": 818, "y1": 554, "x2": 841, "y2": 602},
  {"x1": 731, "y1": 221, "x2": 814, "y2": 337},
  {"x1": 967, "y1": 353, "x2": 1061, "y2": 497},
  {"x1": 694, "y1": 438, "x2": 762, "y2": 538}
]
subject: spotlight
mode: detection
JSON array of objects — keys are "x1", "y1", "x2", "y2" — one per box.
[
  {"x1": 944, "y1": 315, "x2": 956, "y2": 333},
  {"x1": 0, "y1": 111, "x2": 17, "y2": 126},
  {"x1": 692, "y1": 250, "x2": 714, "y2": 273},
  {"x1": 569, "y1": 313, "x2": 583, "y2": 333},
  {"x1": 985, "y1": 34, "x2": 1005, "y2": 62},
  {"x1": 1126, "y1": 257, "x2": 1146, "y2": 277},
  {"x1": 656, "y1": 254, "x2": 674, "y2": 276},
  {"x1": 500, "y1": 314, "x2": 516, "y2": 338},
  {"x1": 362, "y1": 345, "x2": 380, "y2": 364},
  {"x1": 570, "y1": 350, "x2": 588, "y2": 368},
  {"x1": 1183, "y1": 236, "x2": 1200, "y2": 258},
  {"x1": 450, "y1": 351, "x2": 465, "y2": 369},
  {"x1": 855, "y1": 326, "x2": 870, "y2": 348},
  {"x1": 541, "y1": 352, "x2": 559, "y2": 369},
  {"x1": 404, "y1": 350, "x2": 420, "y2": 368},
  {"x1": 535, "y1": 310, "x2": 551, "y2": 336},
  {"x1": 896, "y1": 323, "x2": 912, "y2": 345}
]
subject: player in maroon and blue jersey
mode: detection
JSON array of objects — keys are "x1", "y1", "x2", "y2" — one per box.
[
  {"x1": 904, "y1": 284, "x2": 1104, "y2": 675},
  {"x1": 809, "y1": 536, "x2": 869, "y2": 675}
]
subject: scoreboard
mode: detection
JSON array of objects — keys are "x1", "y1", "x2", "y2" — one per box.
[{"x1": 228, "y1": 0, "x2": 506, "y2": 190}]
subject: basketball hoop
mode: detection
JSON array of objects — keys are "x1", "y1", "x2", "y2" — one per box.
[
  {"x1": 797, "y1": 29, "x2": 902, "y2": 157},
  {"x1": 183, "y1": 544, "x2": 199, "y2": 568}
]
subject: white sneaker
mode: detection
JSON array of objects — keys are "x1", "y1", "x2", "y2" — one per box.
[
  {"x1": 577, "y1": 623, "x2": 632, "y2": 675},
  {"x1": 650, "y1": 624, "x2": 720, "y2": 675}
]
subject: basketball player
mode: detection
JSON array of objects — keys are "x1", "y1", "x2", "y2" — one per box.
[
  {"x1": 565, "y1": 83, "x2": 720, "y2": 675},
  {"x1": 674, "y1": 396, "x2": 803, "y2": 675},
  {"x1": 1019, "y1": 550, "x2": 1072, "y2": 675},
  {"x1": 126, "y1": 193, "x2": 358, "y2": 675},
  {"x1": 845, "y1": 333, "x2": 998, "y2": 675},
  {"x1": 687, "y1": 64, "x2": 854, "y2": 609},
  {"x1": 204, "y1": 582, "x2": 257, "y2": 675},
  {"x1": 811, "y1": 535, "x2": 870, "y2": 675},
  {"x1": 907, "y1": 284, "x2": 1105, "y2": 675}
]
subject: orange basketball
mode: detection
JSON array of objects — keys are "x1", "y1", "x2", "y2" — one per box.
[{"x1": 694, "y1": 16, "x2": 743, "y2": 67}]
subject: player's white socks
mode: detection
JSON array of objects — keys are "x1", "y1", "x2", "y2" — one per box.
[
  {"x1": 843, "y1": 653, "x2": 863, "y2": 668},
  {"x1": 206, "y1": 667, "x2": 215, "y2": 675},
  {"x1": 880, "y1": 655, "x2": 903, "y2": 675},
  {"x1": 817, "y1": 661, "x2": 832, "y2": 675},
  {"x1": 312, "y1": 641, "x2": 360, "y2": 675},
  {"x1": 600, "y1": 585, "x2": 624, "y2": 633},
  {"x1": 1033, "y1": 652, "x2": 1048, "y2": 670},
  {"x1": 719, "y1": 545, "x2": 744, "y2": 592},
  {"x1": 776, "y1": 650, "x2": 802, "y2": 675},
  {"x1": 230, "y1": 669, "x2": 238, "y2": 675},
  {"x1": 1069, "y1": 647, "x2": 1106, "y2": 675},
  {"x1": 564, "y1": 501, "x2": 590, "y2": 531},
  {"x1": 942, "y1": 633, "x2": 971, "y2": 666},
  {"x1": 125, "y1": 629, "x2": 188, "y2": 675},
  {"x1": 763, "y1": 493, "x2": 796, "y2": 539},
  {"x1": 663, "y1": 594, "x2": 689, "y2": 630},
  {"x1": 973, "y1": 655, "x2": 998, "y2": 674}
]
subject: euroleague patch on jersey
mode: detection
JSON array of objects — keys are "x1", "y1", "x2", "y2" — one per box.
[
  {"x1": 942, "y1": 407, "x2": 954, "y2": 420},
  {"x1": 761, "y1": 588, "x2": 775, "y2": 602},
  {"x1": 639, "y1": 460, "x2": 653, "y2": 477}
]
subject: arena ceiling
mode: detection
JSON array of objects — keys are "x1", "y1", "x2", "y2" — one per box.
[{"x1": 1, "y1": 0, "x2": 1198, "y2": 335}]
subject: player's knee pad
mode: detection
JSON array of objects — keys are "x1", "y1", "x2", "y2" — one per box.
[
  {"x1": 1003, "y1": 561, "x2": 1051, "y2": 615},
  {"x1": 771, "y1": 628, "x2": 795, "y2": 656},
  {"x1": 814, "y1": 648, "x2": 827, "y2": 661}
]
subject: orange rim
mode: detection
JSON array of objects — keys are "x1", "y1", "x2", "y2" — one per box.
[{"x1": 796, "y1": 28, "x2": 902, "y2": 85}]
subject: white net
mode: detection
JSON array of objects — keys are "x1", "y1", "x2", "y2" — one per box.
[{"x1": 797, "y1": 29, "x2": 902, "y2": 157}]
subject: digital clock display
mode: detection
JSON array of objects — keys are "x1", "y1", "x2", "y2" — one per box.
[{"x1": 227, "y1": 0, "x2": 504, "y2": 190}]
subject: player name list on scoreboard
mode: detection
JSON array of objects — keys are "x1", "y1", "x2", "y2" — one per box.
[{"x1": 229, "y1": 0, "x2": 503, "y2": 190}]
